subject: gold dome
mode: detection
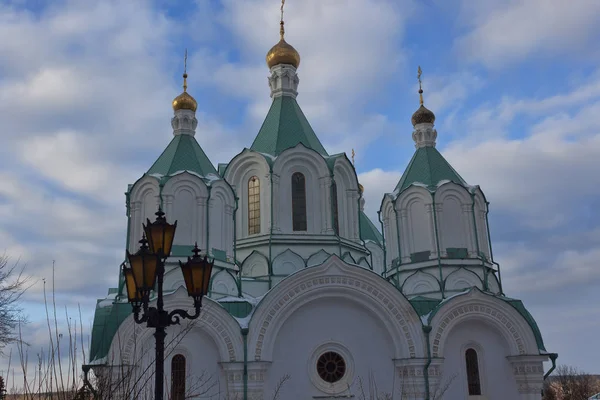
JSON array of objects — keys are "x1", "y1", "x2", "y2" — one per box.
[
  {"x1": 172, "y1": 73, "x2": 197, "y2": 112},
  {"x1": 411, "y1": 104, "x2": 435, "y2": 126},
  {"x1": 358, "y1": 183, "x2": 364, "y2": 194},
  {"x1": 266, "y1": 21, "x2": 300, "y2": 69}
]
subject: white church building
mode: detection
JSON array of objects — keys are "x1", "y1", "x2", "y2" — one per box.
[{"x1": 87, "y1": 16, "x2": 556, "y2": 400}]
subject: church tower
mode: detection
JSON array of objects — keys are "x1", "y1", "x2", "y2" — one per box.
[
  {"x1": 221, "y1": 6, "x2": 384, "y2": 296},
  {"x1": 380, "y1": 68, "x2": 501, "y2": 299}
]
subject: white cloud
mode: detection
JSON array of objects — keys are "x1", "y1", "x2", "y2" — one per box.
[{"x1": 455, "y1": 0, "x2": 600, "y2": 68}]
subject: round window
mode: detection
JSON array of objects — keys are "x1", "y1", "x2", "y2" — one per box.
[{"x1": 316, "y1": 351, "x2": 346, "y2": 383}]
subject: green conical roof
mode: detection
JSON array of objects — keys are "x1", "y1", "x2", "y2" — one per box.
[
  {"x1": 147, "y1": 134, "x2": 217, "y2": 177},
  {"x1": 359, "y1": 211, "x2": 383, "y2": 245},
  {"x1": 250, "y1": 96, "x2": 328, "y2": 156},
  {"x1": 394, "y1": 146, "x2": 467, "y2": 193}
]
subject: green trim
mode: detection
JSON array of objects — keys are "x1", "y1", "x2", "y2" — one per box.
[
  {"x1": 359, "y1": 211, "x2": 383, "y2": 246},
  {"x1": 250, "y1": 96, "x2": 328, "y2": 156},
  {"x1": 423, "y1": 325, "x2": 432, "y2": 400},
  {"x1": 206, "y1": 186, "x2": 211, "y2": 255},
  {"x1": 431, "y1": 192, "x2": 445, "y2": 298},
  {"x1": 89, "y1": 301, "x2": 131, "y2": 362},
  {"x1": 233, "y1": 195, "x2": 241, "y2": 296},
  {"x1": 393, "y1": 206, "x2": 402, "y2": 267},
  {"x1": 544, "y1": 354, "x2": 558, "y2": 380},
  {"x1": 268, "y1": 166, "x2": 274, "y2": 290},
  {"x1": 409, "y1": 296, "x2": 441, "y2": 317},
  {"x1": 378, "y1": 211, "x2": 387, "y2": 274}
]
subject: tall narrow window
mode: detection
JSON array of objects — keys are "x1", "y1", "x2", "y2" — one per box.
[
  {"x1": 291, "y1": 172, "x2": 307, "y2": 231},
  {"x1": 331, "y1": 181, "x2": 339, "y2": 235},
  {"x1": 248, "y1": 176, "x2": 261, "y2": 235},
  {"x1": 465, "y1": 348, "x2": 482, "y2": 395},
  {"x1": 171, "y1": 354, "x2": 186, "y2": 400}
]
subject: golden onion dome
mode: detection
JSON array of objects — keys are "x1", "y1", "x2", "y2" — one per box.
[
  {"x1": 358, "y1": 183, "x2": 364, "y2": 194},
  {"x1": 172, "y1": 73, "x2": 197, "y2": 112},
  {"x1": 411, "y1": 104, "x2": 436, "y2": 126},
  {"x1": 266, "y1": 21, "x2": 300, "y2": 69}
]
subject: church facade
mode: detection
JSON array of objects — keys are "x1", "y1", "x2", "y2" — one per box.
[{"x1": 88, "y1": 19, "x2": 555, "y2": 400}]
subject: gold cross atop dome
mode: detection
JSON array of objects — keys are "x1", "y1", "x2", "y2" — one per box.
[
  {"x1": 172, "y1": 49, "x2": 198, "y2": 112},
  {"x1": 266, "y1": 0, "x2": 301, "y2": 69},
  {"x1": 411, "y1": 65, "x2": 435, "y2": 126}
]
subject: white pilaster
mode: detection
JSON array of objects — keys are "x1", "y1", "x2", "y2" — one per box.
[{"x1": 508, "y1": 356, "x2": 546, "y2": 400}]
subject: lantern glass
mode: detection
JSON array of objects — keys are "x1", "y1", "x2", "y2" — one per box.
[
  {"x1": 143, "y1": 208, "x2": 177, "y2": 258},
  {"x1": 123, "y1": 266, "x2": 141, "y2": 304},
  {"x1": 127, "y1": 251, "x2": 159, "y2": 295},
  {"x1": 179, "y1": 252, "x2": 213, "y2": 300}
]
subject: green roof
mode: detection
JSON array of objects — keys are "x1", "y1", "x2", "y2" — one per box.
[
  {"x1": 359, "y1": 211, "x2": 383, "y2": 245},
  {"x1": 394, "y1": 146, "x2": 467, "y2": 193},
  {"x1": 250, "y1": 96, "x2": 328, "y2": 156},
  {"x1": 409, "y1": 296, "x2": 442, "y2": 317},
  {"x1": 503, "y1": 298, "x2": 546, "y2": 351},
  {"x1": 147, "y1": 134, "x2": 217, "y2": 177},
  {"x1": 89, "y1": 301, "x2": 131, "y2": 362}
]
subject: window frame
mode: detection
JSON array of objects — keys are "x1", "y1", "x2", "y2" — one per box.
[
  {"x1": 171, "y1": 354, "x2": 186, "y2": 400},
  {"x1": 291, "y1": 172, "x2": 307, "y2": 231},
  {"x1": 248, "y1": 176, "x2": 261, "y2": 235},
  {"x1": 465, "y1": 347, "x2": 482, "y2": 396}
]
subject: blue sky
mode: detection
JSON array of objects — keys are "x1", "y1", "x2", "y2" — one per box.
[{"x1": 0, "y1": 0, "x2": 599, "y2": 384}]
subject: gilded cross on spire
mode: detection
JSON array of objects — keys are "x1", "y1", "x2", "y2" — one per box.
[
  {"x1": 417, "y1": 65, "x2": 424, "y2": 106},
  {"x1": 183, "y1": 49, "x2": 188, "y2": 92},
  {"x1": 351, "y1": 148, "x2": 355, "y2": 166},
  {"x1": 280, "y1": 0, "x2": 286, "y2": 39}
]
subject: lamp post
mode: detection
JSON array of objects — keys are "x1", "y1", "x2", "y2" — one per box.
[{"x1": 123, "y1": 208, "x2": 214, "y2": 400}]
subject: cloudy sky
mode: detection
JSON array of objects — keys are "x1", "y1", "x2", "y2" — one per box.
[{"x1": 0, "y1": 0, "x2": 599, "y2": 385}]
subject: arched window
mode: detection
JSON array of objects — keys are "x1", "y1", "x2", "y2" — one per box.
[
  {"x1": 171, "y1": 354, "x2": 186, "y2": 400},
  {"x1": 248, "y1": 176, "x2": 260, "y2": 235},
  {"x1": 291, "y1": 172, "x2": 307, "y2": 231},
  {"x1": 331, "y1": 181, "x2": 339, "y2": 235},
  {"x1": 465, "y1": 348, "x2": 482, "y2": 395}
]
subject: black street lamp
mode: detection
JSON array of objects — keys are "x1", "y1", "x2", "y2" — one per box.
[{"x1": 123, "y1": 208, "x2": 214, "y2": 400}]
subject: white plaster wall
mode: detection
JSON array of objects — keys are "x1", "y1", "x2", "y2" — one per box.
[
  {"x1": 264, "y1": 297, "x2": 396, "y2": 398},
  {"x1": 208, "y1": 182, "x2": 235, "y2": 259},
  {"x1": 437, "y1": 193, "x2": 469, "y2": 252},
  {"x1": 381, "y1": 197, "x2": 399, "y2": 268},
  {"x1": 333, "y1": 158, "x2": 360, "y2": 241},
  {"x1": 210, "y1": 270, "x2": 238, "y2": 298},
  {"x1": 307, "y1": 250, "x2": 330, "y2": 267},
  {"x1": 128, "y1": 177, "x2": 159, "y2": 252},
  {"x1": 164, "y1": 328, "x2": 227, "y2": 399},
  {"x1": 365, "y1": 242, "x2": 384, "y2": 274},
  {"x1": 441, "y1": 320, "x2": 520, "y2": 400},
  {"x1": 474, "y1": 191, "x2": 491, "y2": 259}
]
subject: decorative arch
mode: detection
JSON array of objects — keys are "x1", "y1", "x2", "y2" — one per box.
[
  {"x1": 307, "y1": 250, "x2": 330, "y2": 267},
  {"x1": 272, "y1": 249, "x2": 305, "y2": 275},
  {"x1": 435, "y1": 182, "x2": 472, "y2": 253},
  {"x1": 444, "y1": 268, "x2": 483, "y2": 292},
  {"x1": 396, "y1": 187, "x2": 435, "y2": 258},
  {"x1": 128, "y1": 175, "x2": 160, "y2": 252},
  {"x1": 273, "y1": 145, "x2": 330, "y2": 234},
  {"x1": 247, "y1": 255, "x2": 425, "y2": 361},
  {"x1": 162, "y1": 172, "x2": 209, "y2": 245},
  {"x1": 333, "y1": 156, "x2": 360, "y2": 240},
  {"x1": 208, "y1": 180, "x2": 235, "y2": 257},
  {"x1": 341, "y1": 252, "x2": 356, "y2": 265},
  {"x1": 210, "y1": 270, "x2": 238, "y2": 298},
  {"x1": 401, "y1": 270, "x2": 441, "y2": 296},
  {"x1": 428, "y1": 288, "x2": 539, "y2": 357},
  {"x1": 110, "y1": 287, "x2": 244, "y2": 365},
  {"x1": 223, "y1": 150, "x2": 271, "y2": 239},
  {"x1": 380, "y1": 194, "x2": 399, "y2": 267},
  {"x1": 241, "y1": 251, "x2": 269, "y2": 277}
]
